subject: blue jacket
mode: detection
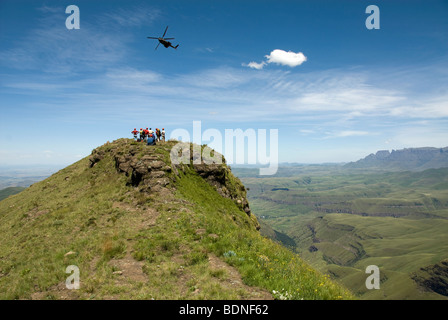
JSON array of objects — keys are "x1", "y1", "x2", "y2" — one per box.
[{"x1": 147, "y1": 133, "x2": 156, "y2": 145}]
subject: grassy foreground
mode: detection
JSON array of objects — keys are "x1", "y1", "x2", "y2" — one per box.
[{"x1": 0, "y1": 139, "x2": 353, "y2": 300}]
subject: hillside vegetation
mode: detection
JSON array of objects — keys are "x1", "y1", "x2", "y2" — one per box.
[
  {"x1": 236, "y1": 166, "x2": 448, "y2": 300},
  {"x1": 0, "y1": 139, "x2": 352, "y2": 300}
]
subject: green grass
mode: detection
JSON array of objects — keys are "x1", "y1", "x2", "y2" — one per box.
[
  {"x1": 167, "y1": 168, "x2": 352, "y2": 300},
  {"x1": 0, "y1": 139, "x2": 352, "y2": 300}
]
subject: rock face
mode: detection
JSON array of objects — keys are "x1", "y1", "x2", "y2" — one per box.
[
  {"x1": 411, "y1": 259, "x2": 448, "y2": 297},
  {"x1": 192, "y1": 162, "x2": 252, "y2": 216},
  {"x1": 115, "y1": 154, "x2": 171, "y2": 190},
  {"x1": 88, "y1": 139, "x2": 254, "y2": 221}
]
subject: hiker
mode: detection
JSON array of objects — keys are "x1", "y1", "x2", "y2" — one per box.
[
  {"x1": 131, "y1": 128, "x2": 139, "y2": 140},
  {"x1": 161, "y1": 128, "x2": 166, "y2": 142},
  {"x1": 147, "y1": 130, "x2": 156, "y2": 145},
  {"x1": 156, "y1": 128, "x2": 161, "y2": 142},
  {"x1": 148, "y1": 127, "x2": 154, "y2": 136},
  {"x1": 139, "y1": 128, "x2": 145, "y2": 140}
]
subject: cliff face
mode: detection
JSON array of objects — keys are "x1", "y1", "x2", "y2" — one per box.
[
  {"x1": 345, "y1": 147, "x2": 448, "y2": 171},
  {"x1": 412, "y1": 259, "x2": 448, "y2": 297}
]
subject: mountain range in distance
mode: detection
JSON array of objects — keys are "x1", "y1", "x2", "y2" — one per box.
[
  {"x1": 1, "y1": 146, "x2": 447, "y2": 190},
  {"x1": 344, "y1": 147, "x2": 448, "y2": 171}
]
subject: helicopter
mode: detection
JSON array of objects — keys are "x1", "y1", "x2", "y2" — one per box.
[{"x1": 147, "y1": 26, "x2": 179, "y2": 50}]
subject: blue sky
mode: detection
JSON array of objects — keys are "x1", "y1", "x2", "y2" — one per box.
[{"x1": 1, "y1": 0, "x2": 447, "y2": 168}]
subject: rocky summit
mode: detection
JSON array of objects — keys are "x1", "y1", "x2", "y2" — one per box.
[{"x1": 89, "y1": 139, "x2": 254, "y2": 222}]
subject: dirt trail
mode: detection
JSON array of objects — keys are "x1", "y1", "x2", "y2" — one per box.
[{"x1": 207, "y1": 254, "x2": 273, "y2": 300}]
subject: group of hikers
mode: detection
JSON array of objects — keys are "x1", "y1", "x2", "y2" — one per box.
[{"x1": 131, "y1": 127, "x2": 166, "y2": 145}]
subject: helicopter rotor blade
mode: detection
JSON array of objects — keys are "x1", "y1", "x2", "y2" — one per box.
[
  {"x1": 155, "y1": 42, "x2": 160, "y2": 50},
  {"x1": 147, "y1": 37, "x2": 159, "y2": 39},
  {"x1": 163, "y1": 38, "x2": 175, "y2": 40},
  {"x1": 162, "y1": 26, "x2": 168, "y2": 38}
]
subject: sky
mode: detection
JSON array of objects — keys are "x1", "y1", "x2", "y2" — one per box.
[{"x1": 0, "y1": 0, "x2": 447, "y2": 168}]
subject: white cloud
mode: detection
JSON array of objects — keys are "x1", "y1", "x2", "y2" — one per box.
[
  {"x1": 393, "y1": 95, "x2": 448, "y2": 118},
  {"x1": 176, "y1": 67, "x2": 250, "y2": 88},
  {"x1": 243, "y1": 49, "x2": 307, "y2": 70},
  {"x1": 265, "y1": 49, "x2": 307, "y2": 67},
  {"x1": 242, "y1": 61, "x2": 266, "y2": 70},
  {"x1": 300, "y1": 129, "x2": 315, "y2": 134},
  {"x1": 333, "y1": 130, "x2": 370, "y2": 138},
  {"x1": 105, "y1": 68, "x2": 161, "y2": 84},
  {"x1": 290, "y1": 72, "x2": 406, "y2": 115}
]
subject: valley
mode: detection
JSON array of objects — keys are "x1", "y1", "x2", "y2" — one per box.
[{"x1": 235, "y1": 166, "x2": 448, "y2": 300}]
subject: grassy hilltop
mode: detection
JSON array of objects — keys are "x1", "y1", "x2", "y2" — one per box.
[{"x1": 0, "y1": 138, "x2": 352, "y2": 300}]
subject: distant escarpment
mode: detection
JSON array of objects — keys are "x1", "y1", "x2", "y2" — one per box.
[{"x1": 345, "y1": 147, "x2": 448, "y2": 171}]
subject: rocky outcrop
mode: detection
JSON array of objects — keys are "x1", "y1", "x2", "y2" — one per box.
[
  {"x1": 88, "y1": 139, "x2": 254, "y2": 219},
  {"x1": 411, "y1": 259, "x2": 448, "y2": 297},
  {"x1": 191, "y1": 162, "x2": 252, "y2": 216},
  {"x1": 115, "y1": 154, "x2": 172, "y2": 190},
  {"x1": 89, "y1": 149, "x2": 105, "y2": 167}
]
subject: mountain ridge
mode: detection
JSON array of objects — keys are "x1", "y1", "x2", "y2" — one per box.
[
  {"x1": 0, "y1": 138, "x2": 352, "y2": 300},
  {"x1": 344, "y1": 146, "x2": 448, "y2": 171}
]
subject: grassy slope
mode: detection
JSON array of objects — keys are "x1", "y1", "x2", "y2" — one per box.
[
  {"x1": 237, "y1": 167, "x2": 448, "y2": 300},
  {"x1": 0, "y1": 139, "x2": 352, "y2": 300}
]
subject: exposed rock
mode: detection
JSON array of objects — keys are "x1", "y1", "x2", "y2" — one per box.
[
  {"x1": 195, "y1": 228, "x2": 206, "y2": 235},
  {"x1": 89, "y1": 150, "x2": 105, "y2": 167},
  {"x1": 208, "y1": 233, "x2": 219, "y2": 240},
  {"x1": 411, "y1": 259, "x2": 448, "y2": 297},
  {"x1": 149, "y1": 160, "x2": 165, "y2": 170},
  {"x1": 150, "y1": 171, "x2": 166, "y2": 179},
  {"x1": 118, "y1": 162, "x2": 131, "y2": 173},
  {"x1": 134, "y1": 162, "x2": 149, "y2": 176},
  {"x1": 89, "y1": 138, "x2": 254, "y2": 221}
]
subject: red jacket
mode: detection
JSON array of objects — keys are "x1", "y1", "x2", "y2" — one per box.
[{"x1": 131, "y1": 130, "x2": 138, "y2": 135}]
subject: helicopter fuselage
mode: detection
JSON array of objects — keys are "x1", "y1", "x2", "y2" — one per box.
[{"x1": 159, "y1": 38, "x2": 172, "y2": 48}]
